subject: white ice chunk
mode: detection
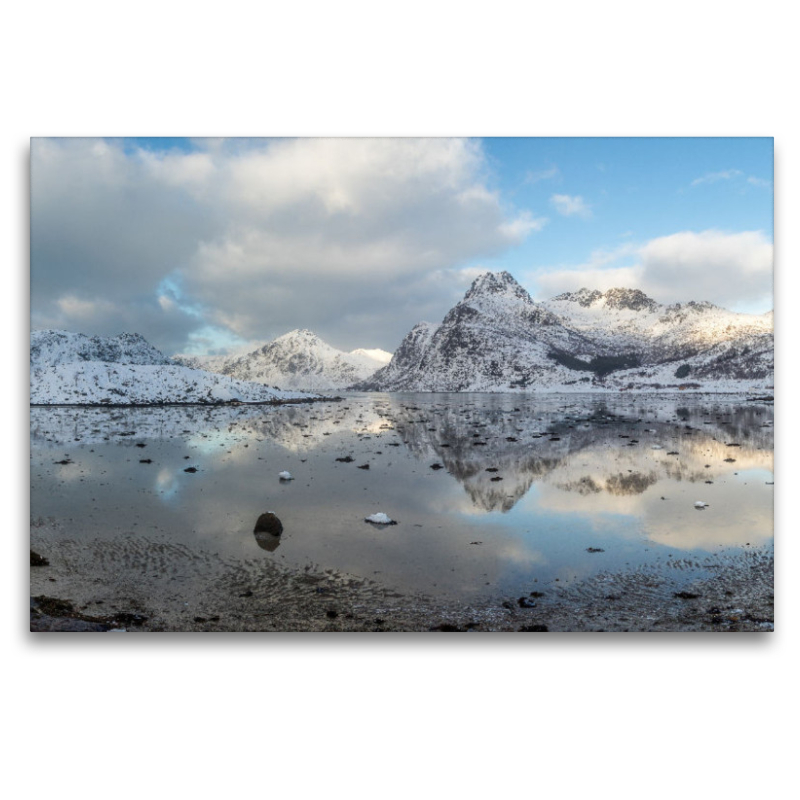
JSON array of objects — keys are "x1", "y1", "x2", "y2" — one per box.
[{"x1": 365, "y1": 512, "x2": 395, "y2": 525}]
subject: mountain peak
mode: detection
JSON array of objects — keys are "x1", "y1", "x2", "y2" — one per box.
[
  {"x1": 553, "y1": 287, "x2": 658, "y2": 312},
  {"x1": 463, "y1": 271, "x2": 531, "y2": 304},
  {"x1": 601, "y1": 288, "x2": 658, "y2": 311}
]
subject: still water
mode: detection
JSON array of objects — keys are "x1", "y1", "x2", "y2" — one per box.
[{"x1": 30, "y1": 393, "x2": 774, "y2": 602}]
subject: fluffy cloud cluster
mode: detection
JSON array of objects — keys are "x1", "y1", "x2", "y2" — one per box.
[
  {"x1": 31, "y1": 138, "x2": 538, "y2": 353},
  {"x1": 535, "y1": 229, "x2": 773, "y2": 311}
]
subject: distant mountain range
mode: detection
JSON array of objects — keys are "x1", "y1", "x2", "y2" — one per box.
[
  {"x1": 30, "y1": 272, "x2": 774, "y2": 403},
  {"x1": 30, "y1": 330, "x2": 318, "y2": 405},
  {"x1": 175, "y1": 329, "x2": 392, "y2": 392},
  {"x1": 353, "y1": 271, "x2": 773, "y2": 393}
]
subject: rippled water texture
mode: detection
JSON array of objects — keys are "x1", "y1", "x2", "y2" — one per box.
[{"x1": 30, "y1": 393, "x2": 773, "y2": 602}]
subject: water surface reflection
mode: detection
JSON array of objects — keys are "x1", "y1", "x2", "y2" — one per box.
[{"x1": 30, "y1": 394, "x2": 773, "y2": 600}]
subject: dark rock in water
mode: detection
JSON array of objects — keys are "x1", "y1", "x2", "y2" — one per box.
[
  {"x1": 586, "y1": 547, "x2": 605, "y2": 553},
  {"x1": 30, "y1": 550, "x2": 49, "y2": 567},
  {"x1": 485, "y1": 467, "x2": 499, "y2": 473},
  {"x1": 184, "y1": 466, "x2": 199, "y2": 473},
  {"x1": 335, "y1": 456, "x2": 354, "y2": 463},
  {"x1": 430, "y1": 463, "x2": 444, "y2": 470},
  {"x1": 254, "y1": 512, "x2": 283, "y2": 536},
  {"x1": 674, "y1": 591, "x2": 702, "y2": 599},
  {"x1": 54, "y1": 459, "x2": 72, "y2": 465},
  {"x1": 490, "y1": 476, "x2": 503, "y2": 482},
  {"x1": 139, "y1": 458, "x2": 153, "y2": 464},
  {"x1": 357, "y1": 463, "x2": 370, "y2": 470},
  {"x1": 135, "y1": 443, "x2": 147, "y2": 448},
  {"x1": 519, "y1": 624, "x2": 548, "y2": 632},
  {"x1": 518, "y1": 596, "x2": 537, "y2": 608},
  {"x1": 724, "y1": 458, "x2": 736, "y2": 463}
]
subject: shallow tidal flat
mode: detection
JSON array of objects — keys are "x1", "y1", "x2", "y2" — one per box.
[{"x1": 30, "y1": 393, "x2": 774, "y2": 632}]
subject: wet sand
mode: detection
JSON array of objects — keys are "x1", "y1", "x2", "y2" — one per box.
[{"x1": 30, "y1": 519, "x2": 773, "y2": 632}]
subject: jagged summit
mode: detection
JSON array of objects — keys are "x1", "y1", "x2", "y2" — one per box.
[
  {"x1": 30, "y1": 329, "x2": 173, "y2": 368},
  {"x1": 552, "y1": 287, "x2": 658, "y2": 312},
  {"x1": 277, "y1": 328, "x2": 320, "y2": 342},
  {"x1": 464, "y1": 270, "x2": 532, "y2": 304}
]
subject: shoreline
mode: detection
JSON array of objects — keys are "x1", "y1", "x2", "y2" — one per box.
[
  {"x1": 30, "y1": 521, "x2": 773, "y2": 633},
  {"x1": 29, "y1": 396, "x2": 341, "y2": 409}
]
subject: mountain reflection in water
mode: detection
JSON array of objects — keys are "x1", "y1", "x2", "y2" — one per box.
[{"x1": 30, "y1": 394, "x2": 773, "y2": 599}]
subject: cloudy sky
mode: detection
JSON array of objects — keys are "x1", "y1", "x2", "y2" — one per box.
[{"x1": 30, "y1": 137, "x2": 773, "y2": 356}]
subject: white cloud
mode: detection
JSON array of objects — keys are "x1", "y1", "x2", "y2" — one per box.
[
  {"x1": 499, "y1": 211, "x2": 548, "y2": 239},
  {"x1": 550, "y1": 193, "x2": 592, "y2": 217},
  {"x1": 747, "y1": 176, "x2": 772, "y2": 188},
  {"x1": 690, "y1": 169, "x2": 743, "y2": 186},
  {"x1": 534, "y1": 230, "x2": 773, "y2": 310},
  {"x1": 31, "y1": 137, "x2": 542, "y2": 352}
]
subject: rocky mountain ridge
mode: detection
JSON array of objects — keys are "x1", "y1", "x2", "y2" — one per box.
[{"x1": 354, "y1": 271, "x2": 773, "y2": 393}]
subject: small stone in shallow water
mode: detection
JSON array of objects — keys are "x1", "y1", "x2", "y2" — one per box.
[
  {"x1": 365, "y1": 513, "x2": 397, "y2": 526},
  {"x1": 586, "y1": 547, "x2": 605, "y2": 553}
]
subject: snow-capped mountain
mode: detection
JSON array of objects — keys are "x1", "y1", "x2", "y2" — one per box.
[
  {"x1": 30, "y1": 330, "x2": 318, "y2": 405},
  {"x1": 30, "y1": 330, "x2": 173, "y2": 368},
  {"x1": 543, "y1": 288, "x2": 773, "y2": 363},
  {"x1": 176, "y1": 329, "x2": 392, "y2": 392},
  {"x1": 354, "y1": 272, "x2": 774, "y2": 393}
]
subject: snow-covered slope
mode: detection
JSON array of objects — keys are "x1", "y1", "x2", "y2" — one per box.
[
  {"x1": 176, "y1": 329, "x2": 391, "y2": 391},
  {"x1": 355, "y1": 272, "x2": 774, "y2": 393},
  {"x1": 30, "y1": 330, "x2": 318, "y2": 405},
  {"x1": 544, "y1": 288, "x2": 773, "y2": 362},
  {"x1": 30, "y1": 330, "x2": 173, "y2": 368}
]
